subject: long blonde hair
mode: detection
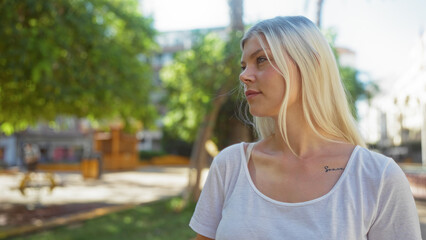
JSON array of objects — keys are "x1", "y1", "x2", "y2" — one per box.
[{"x1": 241, "y1": 16, "x2": 366, "y2": 148}]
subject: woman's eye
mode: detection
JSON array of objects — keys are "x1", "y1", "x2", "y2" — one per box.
[
  {"x1": 257, "y1": 57, "x2": 267, "y2": 64},
  {"x1": 241, "y1": 66, "x2": 246, "y2": 71}
]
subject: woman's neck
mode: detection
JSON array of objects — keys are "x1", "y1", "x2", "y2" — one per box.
[{"x1": 270, "y1": 108, "x2": 332, "y2": 159}]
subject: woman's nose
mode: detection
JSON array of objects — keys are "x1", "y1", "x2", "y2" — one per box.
[{"x1": 239, "y1": 68, "x2": 255, "y2": 84}]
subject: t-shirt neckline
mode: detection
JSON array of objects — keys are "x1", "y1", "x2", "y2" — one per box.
[{"x1": 239, "y1": 142, "x2": 360, "y2": 207}]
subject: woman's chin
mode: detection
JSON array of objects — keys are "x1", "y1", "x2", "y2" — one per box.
[{"x1": 249, "y1": 109, "x2": 274, "y2": 118}]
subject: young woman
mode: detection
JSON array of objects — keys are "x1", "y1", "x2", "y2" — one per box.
[{"x1": 190, "y1": 16, "x2": 421, "y2": 240}]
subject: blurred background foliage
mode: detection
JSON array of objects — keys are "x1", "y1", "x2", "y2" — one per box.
[
  {"x1": 161, "y1": 30, "x2": 246, "y2": 157},
  {"x1": 161, "y1": 32, "x2": 229, "y2": 143},
  {"x1": 0, "y1": 0, "x2": 157, "y2": 134}
]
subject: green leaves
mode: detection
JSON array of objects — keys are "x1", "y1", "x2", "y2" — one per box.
[
  {"x1": 161, "y1": 32, "x2": 241, "y2": 142},
  {"x1": 0, "y1": 0, "x2": 156, "y2": 133}
]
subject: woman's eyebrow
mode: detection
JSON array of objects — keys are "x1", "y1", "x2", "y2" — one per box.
[
  {"x1": 249, "y1": 48, "x2": 264, "y2": 58},
  {"x1": 241, "y1": 48, "x2": 271, "y2": 64}
]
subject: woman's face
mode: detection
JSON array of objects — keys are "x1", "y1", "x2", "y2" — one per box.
[{"x1": 239, "y1": 36, "x2": 301, "y2": 118}]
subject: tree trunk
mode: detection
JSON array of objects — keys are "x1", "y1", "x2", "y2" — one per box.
[
  {"x1": 315, "y1": 0, "x2": 325, "y2": 28},
  {"x1": 229, "y1": 0, "x2": 244, "y2": 31},
  {"x1": 184, "y1": 0, "x2": 244, "y2": 203},
  {"x1": 185, "y1": 92, "x2": 230, "y2": 201}
]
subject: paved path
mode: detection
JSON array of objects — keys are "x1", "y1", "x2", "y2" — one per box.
[{"x1": 0, "y1": 166, "x2": 189, "y2": 207}]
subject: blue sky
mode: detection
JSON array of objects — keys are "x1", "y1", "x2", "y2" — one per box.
[{"x1": 140, "y1": 0, "x2": 426, "y2": 82}]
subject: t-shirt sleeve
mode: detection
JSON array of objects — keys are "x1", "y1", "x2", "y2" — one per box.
[
  {"x1": 367, "y1": 159, "x2": 422, "y2": 240},
  {"x1": 189, "y1": 157, "x2": 225, "y2": 239}
]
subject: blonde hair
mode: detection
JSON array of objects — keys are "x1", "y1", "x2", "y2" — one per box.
[{"x1": 241, "y1": 16, "x2": 366, "y2": 148}]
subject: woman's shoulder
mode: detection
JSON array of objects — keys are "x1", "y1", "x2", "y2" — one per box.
[
  {"x1": 212, "y1": 142, "x2": 247, "y2": 168},
  {"x1": 355, "y1": 146, "x2": 392, "y2": 164},
  {"x1": 215, "y1": 142, "x2": 244, "y2": 160},
  {"x1": 355, "y1": 146, "x2": 390, "y2": 162},
  {"x1": 353, "y1": 146, "x2": 404, "y2": 180}
]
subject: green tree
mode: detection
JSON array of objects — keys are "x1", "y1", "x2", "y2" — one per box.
[
  {"x1": 339, "y1": 66, "x2": 365, "y2": 117},
  {"x1": 162, "y1": 30, "x2": 243, "y2": 200},
  {"x1": 162, "y1": 33, "x2": 227, "y2": 143},
  {"x1": 162, "y1": 0, "x2": 244, "y2": 201},
  {"x1": 0, "y1": 0, "x2": 157, "y2": 134}
]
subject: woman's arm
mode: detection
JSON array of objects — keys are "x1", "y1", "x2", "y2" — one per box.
[
  {"x1": 367, "y1": 159, "x2": 421, "y2": 239},
  {"x1": 189, "y1": 154, "x2": 227, "y2": 239},
  {"x1": 195, "y1": 234, "x2": 214, "y2": 240}
]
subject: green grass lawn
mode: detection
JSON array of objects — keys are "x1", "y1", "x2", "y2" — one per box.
[{"x1": 10, "y1": 198, "x2": 197, "y2": 240}]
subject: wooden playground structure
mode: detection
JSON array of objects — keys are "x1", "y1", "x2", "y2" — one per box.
[
  {"x1": 93, "y1": 127, "x2": 139, "y2": 171},
  {"x1": 80, "y1": 126, "x2": 139, "y2": 178}
]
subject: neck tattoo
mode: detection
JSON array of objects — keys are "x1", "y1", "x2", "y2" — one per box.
[{"x1": 324, "y1": 166, "x2": 345, "y2": 173}]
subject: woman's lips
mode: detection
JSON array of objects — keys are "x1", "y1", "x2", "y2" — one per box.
[{"x1": 245, "y1": 90, "x2": 261, "y2": 99}]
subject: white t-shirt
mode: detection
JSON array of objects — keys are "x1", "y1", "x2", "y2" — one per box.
[{"x1": 189, "y1": 142, "x2": 422, "y2": 240}]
